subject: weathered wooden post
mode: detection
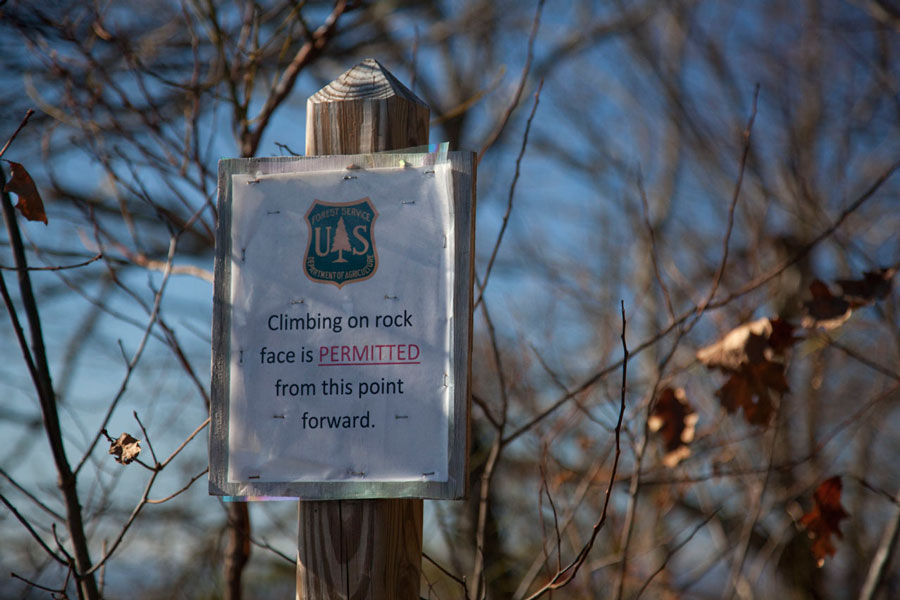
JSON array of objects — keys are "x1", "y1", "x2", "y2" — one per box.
[
  {"x1": 210, "y1": 57, "x2": 472, "y2": 600},
  {"x1": 297, "y1": 59, "x2": 429, "y2": 600}
]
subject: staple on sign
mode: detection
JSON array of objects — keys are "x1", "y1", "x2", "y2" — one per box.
[
  {"x1": 443, "y1": 373, "x2": 449, "y2": 387},
  {"x1": 343, "y1": 175, "x2": 357, "y2": 180},
  {"x1": 248, "y1": 474, "x2": 260, "y2": 480},
  {"x1": 348, "y1": 470, "x2": 365, "y2": 477},
  {"x1": 290, "y1": 298, "x2": 305, "y2": 304},
  {"x1": 422, "y1": 472, "x2": 435, "y2": 477},
  {"x1": 443, "y1": 235, "x2": 447, "y2": 248},
  {"x1": 273, "y1": 414, "x2": 285, "y2": 419},
  {"x1": 384, "y1": 294, "x2": 398, "y2": 300},
  {"x1": 266, "y1": 210, "x2": 280, "y2": 215},
  {"x1": 401, "y1": 199, "x2": 416, "y2": 205},
  {"x1": 395, "y1": 415, "x2": 408, "y2": 420},
  {"x1": 239, "y1": 349, "x2": 244, "y2": 364},
  {"x1": 423, "y1": 170, "x2": 435, "y2": 175}
]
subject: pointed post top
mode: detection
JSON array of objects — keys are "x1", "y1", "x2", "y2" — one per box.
[
  {"x1": 306, "y1": 58, "x2": 430, "y2": 155},
  {"x1": 309, "y1": 58, "x2": 427, "y2": 105}
]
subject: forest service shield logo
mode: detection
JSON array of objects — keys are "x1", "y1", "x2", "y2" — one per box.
[{"x1": 303, "y1": 198, "x2": 378, "y2": 287}]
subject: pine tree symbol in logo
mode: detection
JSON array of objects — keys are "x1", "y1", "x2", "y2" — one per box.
[{"x1": 332, "y1": 216, "x2": 351, "y2": 263}]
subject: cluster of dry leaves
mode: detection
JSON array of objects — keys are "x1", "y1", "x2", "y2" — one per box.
[{"x1": 648, "y1": 268, "x2": 894, "y2": 565}]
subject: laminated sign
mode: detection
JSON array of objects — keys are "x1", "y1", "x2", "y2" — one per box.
[{"x1": 210, "y1": 151, "x2": 474, "y2": 500}]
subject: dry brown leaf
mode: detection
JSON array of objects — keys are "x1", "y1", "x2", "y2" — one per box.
[
  {"x1": 800, "y1": 476, "x2": 849, "y2": 567},
  {"x1": 696, "y1": 317, "x2": 774, "y2": 371},
  {"x1": 836, "y1": 267, "x2": 896, "y2": 307},
  {"x1": 768, "y1": 318, "x2": 799, "y2": 355},
  {"x1": 698, "y1": 317, "x2": 795, "y2": 425},
  {"x1": 715, "y1": 362, "x2": 784, "y2": 426},
  {"x1": 802, "y1": 280, "x2": 852, "y2": 330},
  {"x1": 109, "y1": 432, "x2": 141, "y2": 465},
  {"x1": 648, "y1": 387, "x2": 698, "y2": 467},
  {"x1": 3, "y1": 161, "x2": 47, "y2": 224}
]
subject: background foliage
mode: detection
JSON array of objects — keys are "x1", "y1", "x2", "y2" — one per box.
[{"x1": 2, "y1": 0, "x2": 900, "y2": 598}]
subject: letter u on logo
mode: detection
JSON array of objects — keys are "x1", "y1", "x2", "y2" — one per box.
[{"x1": 314, "y1": 227, "x2": 332, "y2": 257}]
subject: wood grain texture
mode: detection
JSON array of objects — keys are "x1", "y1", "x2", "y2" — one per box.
[
  {"x1": 297, "y1": 499, "x2": 423, "y2": 599},
  {"x1": 300, "y1": 58, "x2": 429, "y2": 600},
  {"x1": 306, "y1": 59, "x2": 429, "y2": 155}
]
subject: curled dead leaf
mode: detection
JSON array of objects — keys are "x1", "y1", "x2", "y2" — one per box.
[
  {"x1": 648, "y1": 387, "x2": 698, "y2": 467},
  {"x1": 801, "y1": 280, "x2": 852, "y2": 330},
  {"x1": 697, "y1": 317, "x2": 773, "y2": 372},
  {"x1": 3, "y1": 161, "x2": 47, "y2": 224},
  {"x1": 836, "y1": 267, "x2": 896, "y2": 307},
  {"x1": 109, "y1": 432, "x2": 141, "y2": 465},
  {"x1": 800, "y1": 476, "x2": 849, "y2": 567}
]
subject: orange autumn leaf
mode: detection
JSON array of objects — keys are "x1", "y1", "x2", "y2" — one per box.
[
  {"x1": 4, "y1": 161, "x2": 47, "y2": 224},
  {"x1": 800, "y1": 476, "x2": 849, "y2": 567},
  {"x1": 648, "y1": 387, "x2": 698, "y2": 467}
]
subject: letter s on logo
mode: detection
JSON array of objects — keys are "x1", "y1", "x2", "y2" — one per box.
[{"x1": 352, "y1": 225, "x2": 369, "y2": 255}]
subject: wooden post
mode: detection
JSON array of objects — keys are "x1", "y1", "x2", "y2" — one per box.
[{"x1": 297, "y1": 58, "x2": 429, "y2": 600}]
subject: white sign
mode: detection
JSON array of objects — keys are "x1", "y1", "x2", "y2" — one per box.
[{"x1": 224, "y1": 164, "x2": 454, "y2": 485}]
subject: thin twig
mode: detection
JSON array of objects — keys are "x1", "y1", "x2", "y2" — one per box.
[
  {"x1": 524, "y1": 301, "x2": 629, "y2": 599},
  {"x1": 75, "y1": 236, "x2": 178, "y2": 475},
  {"x1": 724, "y1": 395, "x2": 782, "y2": 599},
  {"x1": 0, "y1": 108, "x2": 35, "y2": 159},
  {"x1": 693, "y1": 83, "x2": 759, "y2": 319},
  {"x1": 634, "y1": 509, "x2": 721, "y2": 599},
  {"x1": 241, "y1": 0, "x2": 348, "y2": 156},
  {"x1": 133, "y1": 411, "x2": 158, "y2": 467},
  {"x1": 512, "y1": 446, "x2": 612, "y2": 599},
  {"x1": 469, "y1": 298, "x2": 508, "y2": 600},
  {"x1": 424, "y1": 551, "x2": 469, "y2": 596},
  {"x1": 477, "y1": 0, "x2": 545, "y2": 163},
  {"x1": 0, "y1": 465, "x2": 65, "y2": 521},
  {"x1": 160, "y1": 417, "x2": 210, "y2": 469},
  {"x1": 858, "y1": 484, "x2": 900, "y2": 600},
  {"x1": 0, "y1": 493, "x2": 67, "y2": 565},
  {"x1": 0, "y1": 269, "x2": 41, "y2": 398},
  {"x1": 10, "y1": 572, "x2": 66, "y2": 595},
  {"x1": 0, "y1": 252, "x2": 103, "y2": 271},
  {"x1": 476, "y1": 79, "x2": 543, "y2": 309},
  {"x1": 827, "y1": 338, "x2": 900, "y2": 382},
  {"x1": 250, "y1": 535, "x2": 294, "y2": 564},
  {"x1": 637, "y1": 169, "x2": 676, "y2": 322},
  {"x1": 147, "y1": 467, "x2": 209, "y2": 504}
]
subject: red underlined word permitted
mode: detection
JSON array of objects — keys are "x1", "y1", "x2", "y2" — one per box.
[{"x1": 318, "y1": 343, "x2": 420, "y2": 366}]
